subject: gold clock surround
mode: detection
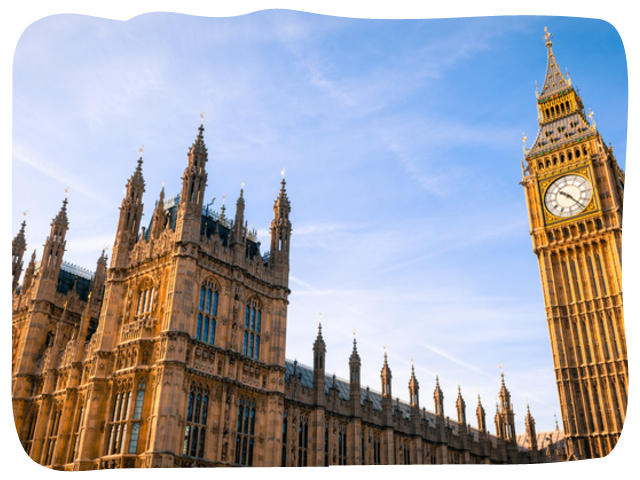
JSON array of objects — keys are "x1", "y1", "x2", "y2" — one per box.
[{"x1": 537, "y1": 164, "x2": 599, "y2": 226}]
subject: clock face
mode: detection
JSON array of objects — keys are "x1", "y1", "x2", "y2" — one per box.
[{"x1": 544, "y1": 174, "x2": 593, "y2": 218}]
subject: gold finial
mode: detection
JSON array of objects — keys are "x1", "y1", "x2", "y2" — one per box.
[
  {"x1": 139, "y1": 145, "x2": 144, "y2": 154},
  {"x1": 281, "y1": 167, "x2": 286, "y2": 179},
  {"x1": 588, "y1": 108, "x2": 596, "y2": 129},
  {"x1": 565, "y1": 67, "x2": 571, "y2": 86},
  {"x1": 161, "y1": 180, "x2": 166, "y2": 188},
  {"x1": 241, "y1": 181, "x2": 245, "y2": 189},
  {"x1": 200, "y1": 112, "x2": 205, "y2": 120},
  {"x1": 543, "y1": 26, "x2": 552, "y2": 46},
  {"x1": 65, "y1": 186, "x2": 70, "y2": 194},
  {"x1": 23, "y1": 210, "x2": 28, "y2": 218},
  {"x1": 222, "y1": 193, "x2": 226, "y2": 205},
  {"x1": 318, "y1": 312, "x2": 322, "y2": 322},
  {"x1": 535, "y1": 80, "x2": 539, "y2": 97}
]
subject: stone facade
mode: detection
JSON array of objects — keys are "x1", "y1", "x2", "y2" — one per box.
[
  {"x1": 521, "y1": 28, "x2": 627, "y2": 459},
  {"x1": 11, "y1": 122, "x2": 564, "y2": 468}
]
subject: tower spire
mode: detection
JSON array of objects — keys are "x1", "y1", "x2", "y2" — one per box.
[
  {"x1": 408, "y1": 357, "x2": 419, "y2": 408},
  {"x1": 111, "y1": 154, "x2": 145, "y2": 268},
  {"x1": 12, "y1": 220, "x2": 27, "y2": 291},
  {"x1": 456, "y1": 385, "x2": 467, "y2": 429},
  {"x1": 434, "y1": 375, "x2": 444, "y2": 417},
  {"x1": 476, "y1": 394, "x2": 487, "y2": 433},
  {"x1": 176, "y1": 122, "x2": 208, "y2": 243}
]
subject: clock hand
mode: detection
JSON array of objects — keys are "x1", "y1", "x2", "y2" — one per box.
[{"x1": 559, "y1": 190, "x2": 586, "y2": 208}]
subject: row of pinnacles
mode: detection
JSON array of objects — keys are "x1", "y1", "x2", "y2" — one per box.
[{"x1": 284, "y1": 321, "x2": 565, "y2": 465}]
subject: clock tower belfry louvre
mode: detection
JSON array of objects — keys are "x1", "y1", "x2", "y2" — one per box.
[{"x1": 521, "y1": 28, "x2": 627, "y2": 459}]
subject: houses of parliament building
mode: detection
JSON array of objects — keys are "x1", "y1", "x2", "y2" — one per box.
[{"x1": 10, "y1": 28, "x2": 623, "y2": 469}]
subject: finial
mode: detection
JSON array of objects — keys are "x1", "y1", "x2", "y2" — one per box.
[
  {"x1": 554, "y1": 413, "x2": 560, "y2": 430},
  {"x1": 281, "y1": 167, "x2": 286, "y2": 179},
  {"x1": 241, "y1": 181, "x2": 245, "y2": 190},
  {"x1": 588, "y1": 108, "x2": 596, "y2": 129},
  {"x1": 535, "y1": 80, "x2": 539, "y2": 97},
  {"x1": 565, "y1": 67, "x2": 572, "y2": 86},
  {"x1": 200, "y1": 112, "x2": 205, "y2": 121},
  {"x1": 65, "y1": 186, "x2": 70, "y2": 194},
  {"x1": 543, "y1": 26, "x2": 552, "y2": 47},
  {"x1": 23, "y1": 210, "x2": 28, "y2": 218},
  {"x1": 139, "y1": 145, "x2": 144, "y2": 154}
]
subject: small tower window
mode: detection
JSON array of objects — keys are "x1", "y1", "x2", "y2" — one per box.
[
  {"x1": 298, "y1": 415, "x2": 309, "y2": 466},
  {"x1": 242, "y1": 298, "x2": 262, "y2": 361},
  {"x1": 196, "y1": 280, "x2": 218, "y2": 344}
]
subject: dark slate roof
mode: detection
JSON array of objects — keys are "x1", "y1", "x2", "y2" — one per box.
[
  {"x1": 147, "y1": 194, "x2": 263, "y2": 261},
  {"x1": 526, "y1": 111, "x2": 594, "y2": 158},
  {"x1": 56, "y1": 262, "x2": 92, "y2": 301}
]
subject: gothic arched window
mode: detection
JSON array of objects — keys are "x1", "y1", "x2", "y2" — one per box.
[
  {"x1": 128, "y1": 380, "x2": 146, "y2": 454},
  {"x1": 242, "y1": 298, "x2": 262, "y2": 361},
  {"x1": 235, "y1": 397, "x2": 256, "y2": 466},
  {"x1": 183, "y1": 384, "x2": 209, "y2": 458},
  {"x1": 196, "y1": 280, "x2": 219, "y2": 345}
]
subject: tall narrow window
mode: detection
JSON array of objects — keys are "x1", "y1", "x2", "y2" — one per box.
[
  {"x1": 298, "y1": 416, "x2": 308, "y2": 466},
  {"x1": 595, "y1": 253, "x2": 608, "y2": 296},
  {"x1": 281, "y1": 412, "x2": 288, "y2": 467},
  {"x1": 587, "y1": 256, "x2": 599, "y2": 297},
  {"x1": 197, "y1": 281, "x2": 218, "y2": 345},
  {"x1": 599, "y1": 318, "x2": 610, "y2": 360},
  {"x1": 337, "y1": 424, "x2": 347, "y2": 465},
  {"x1": 607, "y1": 315, "x2": 619, "y2": 356},
  {"x1": 106, "y1": 390, "x2": 132, "y2": 455},
  {"x1": 43, "y1": 406, "x2": 62, "y2": 465},
  {"x1": 22, "y1": 410, "x2": 38, "y2": 455},
  {"x1": 235, "y1": 397, "x2": 256, "y2": 466},
  {"x1": 183, "y1": 384, "x2": 209, "y2": 458},
  {"x1": 324, "y1": 423, "x2": 329, "y2": 466},
  {"x1": 128, "y1": 380, "x2": 146, "y2": 454},
  {"x1": 242, "y1": 299, "x2": 262, "y2": 361},
  {"x1": 361, "y1": 435, "x2": 365, "y2": 465},
  {"x1": 591, "y1": 382, "x2": 604, "y2": 430},
  {"x1": 135, "y1": 285, "x2": 154, "y2": 319},
  {"x1": 570, "y1": 260, "x2": 582, "y2": 300},
  {"x1": 581, "y1": 321, "x2": 592, "y2": 363},
  {"x1": 562, "y1": 262, "x2": 573, "y2": 302},
  {"x1": 69, "y1": 400, "x2": 84, "y2": 463},
  {"x1": 373, "y1": 433, "x2": 381, "y2": 465}
]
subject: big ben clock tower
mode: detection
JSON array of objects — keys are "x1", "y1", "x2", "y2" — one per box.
[{"x1": 521, "y1": 28, "x2": 627, "y2": 460}]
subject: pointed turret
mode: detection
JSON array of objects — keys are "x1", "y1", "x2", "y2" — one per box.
[
  {"x1": 21, "y1": 250, "x2": 37, "y2": 293},
  {"x1": 150, "y1": 185, "x2": 166, "y2": 239},
  {"x1": 476, "y1": 395, "x2": 487, "y2": 433},
  {"x1": 40, "y1": 198, "x2": 69, "y2": 281},
  {"x1": 380, "y1": 349, "x2": 392, "y2": 399},
  {"x1": 12, "y1": 220, "x2": 27, "y2": 291},
  {"x1": 349, "y1": 334, "x2": 361, "y2": 387},
  {"x1": 312, "y1": 317, "x2": 326, "y2": 404},
  {"x1": 92, "y1": 249, "x2": 108, "y2": 300},
  {"x1": 408, "y1": 360, "x2": 419, "y2": 408},
  {"x1": 433, "y1": 376, "x2": 444, "y2": 417},
  {"x1": 456, "y1": 385, "x2": 467, "y2": 429},
  {"x1": 496, "y1": 372, "x2": 516, "y2": 442},
  {"x1": 349, "y1": 333, "x2": 362, "y2": 415},
  {"x1": 525, "y1": 404, "x2": 538, "y2": 451},
  {"x1": 232, "y1": 186, "x2": 245, "y2": 247},
  {"x1": 176, "y1": 123, "x2": 208, "y2": 243},
  {"x1": 269, "y1": 171, "x2": 291, "y2": 282},
  {"x1": 112, "y1": 156, "x2": 145, "y2": 268}
]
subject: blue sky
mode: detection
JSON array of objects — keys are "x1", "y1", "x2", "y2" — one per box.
[{"x1": 12, "y1": 12, "x2": 627, "y2": 433}]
